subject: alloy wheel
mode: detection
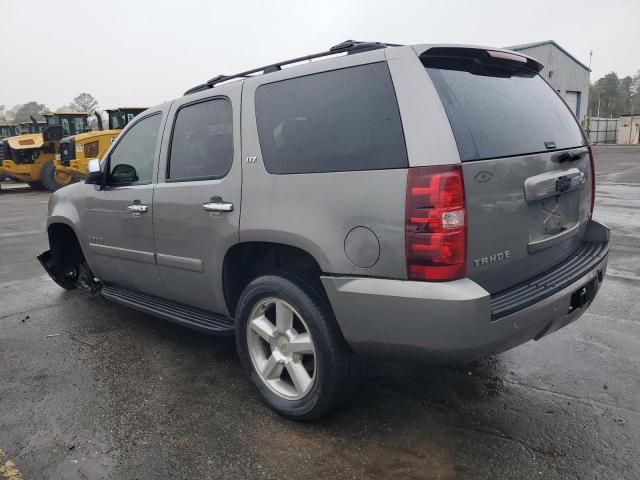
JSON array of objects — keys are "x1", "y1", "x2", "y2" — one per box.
[{"x1": 246, "y1": 297, "x2": 316, "y2": 400}]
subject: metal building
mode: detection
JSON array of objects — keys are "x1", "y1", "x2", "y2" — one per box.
[{"x1": 507, "y1": 40, "x2": 590, "y2": 124}]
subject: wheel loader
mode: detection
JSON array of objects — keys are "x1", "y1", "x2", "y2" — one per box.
[
  {"x1": 0, "y1": 112, "x2": 88, "y2": 191},
  {"x1": 18, "y1": 120, "x2": 47, "y2": 134},
  {"x1": 0, "y1": 123, "x2": 19, "y2": 139},
  {"x1": 0, "y1": 124, "x2": 19, "y2": 182},
  {"x1": 55, "y1": 107, "x2": 146, "y2": 180}
]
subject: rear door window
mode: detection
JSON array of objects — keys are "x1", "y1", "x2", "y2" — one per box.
[
  {"x1": 255, "y1": 62, "x2": 408, "y2": 174},
  {"x1": 168, "y1": 98, "x2": 233, "y2": 181},
  {"x1": 426, "y1": 66, "x2": 585, "y2": 162}
]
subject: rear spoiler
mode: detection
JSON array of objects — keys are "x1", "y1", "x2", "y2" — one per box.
[{"x1": 419, "y1": 47, "x2": 543, "y2": 78}]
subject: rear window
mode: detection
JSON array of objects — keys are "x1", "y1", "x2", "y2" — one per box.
[
  {"x1": 255, "y1": 62, "x2": 408, "y2": 174},
  {"x1": 426, "y1": 67, "x2": 585, "y2": 162}
]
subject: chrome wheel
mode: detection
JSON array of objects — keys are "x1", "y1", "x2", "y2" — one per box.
[{"x1": 246, "y1": 297, "x2": 316, "y2": 400}]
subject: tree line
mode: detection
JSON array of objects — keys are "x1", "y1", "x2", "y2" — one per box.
[
  {"x1": 0, "y1": 93, "x2": 99, "y2": 124},
  {"x1": 588, "y1": 71, "x2": 640, "y2": 118},
  {"x1": 2, "y1": 74, "x2": 638, "y2": 125}
]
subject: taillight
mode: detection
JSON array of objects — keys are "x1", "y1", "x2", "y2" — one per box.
[
  {"x1": 406, "y1": 165, "x2": 466, "y2": 281},
  {"x1": 587, "y1": 146, "x2": 596, "y2": 218}
]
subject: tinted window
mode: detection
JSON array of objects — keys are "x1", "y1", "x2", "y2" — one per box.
[
  {"x1": 108, "y1": 114, "x2": 161, "y2": 185},
  {"x1": 61, "y1": 118, "x2": 70, "y2": 136},
  {"x1": 255, "y1": 62, "x2": 407, "y2": 174},
  {"x1": 426, "y1": 68, "x2": 584, "y2": 162},
  {"x1": 168, "y1": 99, "x2": 233, "y2": 180}
]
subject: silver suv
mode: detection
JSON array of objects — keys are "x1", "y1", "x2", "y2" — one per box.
[{"x1": 38, "y1": 41, "x2": 609, "y2": 420}]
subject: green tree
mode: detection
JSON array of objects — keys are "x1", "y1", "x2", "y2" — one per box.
[
  {"x1": 631, "y1": 70, "x2": 640, "y2": 114},
  {"x1": 588, "y1": 70, "x2": 640, "y2": 117},
  {"x1": 12, "y1": 102, "x2": 50, "y2": 123},
  {"x1": 70, "y1": 93, "x2": 99, "y2": 114}
]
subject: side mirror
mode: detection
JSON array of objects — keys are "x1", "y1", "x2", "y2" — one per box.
[{"x1": 85, "y1": 158, "x2": 103, "y2": 185}]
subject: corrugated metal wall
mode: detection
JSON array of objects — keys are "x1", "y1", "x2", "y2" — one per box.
[{"x1": 511, "y1": 43, "x2": 590, "y2": 124}]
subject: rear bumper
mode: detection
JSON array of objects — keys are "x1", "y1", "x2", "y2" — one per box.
[{"x1": 321, "y1": 220, "x2": 609, "y2": 364}]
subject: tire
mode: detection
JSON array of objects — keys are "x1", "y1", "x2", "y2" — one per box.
[
  {"x1": 0, "y1": 174, "x2": 7, "y2": 182},
  {"x1": 28, "y1": 181, "x2": 46, "y2": 190},
  {"x1": 40, "y1": 160, "x2": 72, "y2": 192},
  {"x1": 236, "y1": 272, "x2": 362, "y2": 421}
]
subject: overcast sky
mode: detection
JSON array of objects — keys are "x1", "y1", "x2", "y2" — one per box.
[{"x1": 1, "y1": 0, "x2": 638, "y2": 111}]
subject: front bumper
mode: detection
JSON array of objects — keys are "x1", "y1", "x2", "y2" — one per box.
[
  {"x1": 321, "y1": 220, "x2": 609, "y2": 364},
  {"x1": 54, "y1": 157, "x2": 86, "y2": 178}
]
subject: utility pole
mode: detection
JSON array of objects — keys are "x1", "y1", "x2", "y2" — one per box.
[{"x1": 629, "y1": 94, "x2": 635, "y2": 144}]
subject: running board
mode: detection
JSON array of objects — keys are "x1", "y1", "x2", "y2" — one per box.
[{"x1": 101, "y1": 285, "x2": 234, "y2": 335}]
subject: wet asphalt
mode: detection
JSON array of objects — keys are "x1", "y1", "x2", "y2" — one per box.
[{"x1": 0, "y1": 145, "x2": 639, "y2": 480}]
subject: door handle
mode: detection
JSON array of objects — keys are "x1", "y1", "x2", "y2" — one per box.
[
  {"x1": 127, "y1": 204, "x2": 149, "y2": 213},
  {"x1": 202, "y1": 201, "x2": 233, "y2": 212}
]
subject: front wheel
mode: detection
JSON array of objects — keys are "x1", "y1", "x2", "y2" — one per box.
[
  {"x1": 40, "y1": 160, "x2": 73, "y2": 192},
  {"x1": 236, "y1": 273, "x2": 362, "y2": 421}
]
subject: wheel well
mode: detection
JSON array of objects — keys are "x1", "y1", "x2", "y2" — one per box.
[
  {"x1": 48, "y1": 223, "x2": 83, "y2": 270},
  {"x1": 223, "y1": 242, "x2": 323, "y2": 317}
]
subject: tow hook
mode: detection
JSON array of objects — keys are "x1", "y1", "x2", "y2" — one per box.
[
  {"x1": 575, "y1": 287, "x2": 588, "y2": 309},
  {"x1": 569, "y1": 278, "x2": 597, "y2": 313}
]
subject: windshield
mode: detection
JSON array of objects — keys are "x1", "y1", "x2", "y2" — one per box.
[
  {"x1": 50, "y1": 116, "x2": 88, "y2": 136},
  {"x1": 109, "y1": 111, "x2": 126, "y2": 129},
  {"x1": 426, "y1": 67, "x2": 585, "y2": 161},
  {"x1": 109, "y1": 111, "x2": 140, "y2": 129}
]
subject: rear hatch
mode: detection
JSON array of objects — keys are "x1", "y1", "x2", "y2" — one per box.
[{"x1": 422, "y1": 47, "x2": 592, "y2": 293}]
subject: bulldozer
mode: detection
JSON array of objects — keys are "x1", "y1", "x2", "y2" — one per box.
[
  {"x1": 56, "y1": 107, "x2": 146, "y2": 180},
  {"x1": 0, "y1": 112, "x2": 88, "y2": 191}
]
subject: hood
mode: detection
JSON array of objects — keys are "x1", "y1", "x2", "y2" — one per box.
[{"x1": 7, "y1": 133, "x2": 44, "y2": 150}]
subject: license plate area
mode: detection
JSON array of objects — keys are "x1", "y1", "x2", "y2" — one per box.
[{"x1": 524, "y1": 167, "x2": 585, "y2": 253}]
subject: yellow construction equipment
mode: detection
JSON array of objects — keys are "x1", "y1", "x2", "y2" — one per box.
[
  {"x1": 0, "y1": 123, "x2": 19, "y2": 139},
  {"x1": 18, "y1": 120, "x2": 47, "y2": 134},
  {"x1": 56, "y1": 107, "x2": 146, "y2": 180},
  {"x1": 0, "y1": 112, "x2": 88, "y2": 190},
  {"x1": 0, "y1": 124, "x2": 20, "y2": 183}
]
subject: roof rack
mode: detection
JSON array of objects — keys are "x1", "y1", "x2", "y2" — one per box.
[{"x1": 184, "y1": 39, "x2": 402, "y2": 95}]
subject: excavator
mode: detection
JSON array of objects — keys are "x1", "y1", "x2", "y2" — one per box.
[
  {"x1": 56, "y1": 107, "x2": 146, "y2": 180},
  {"x1": 0, "y1": 112, "x2": 88, "y2": 191}
]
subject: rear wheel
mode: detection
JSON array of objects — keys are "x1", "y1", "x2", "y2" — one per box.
[
  {"x1": 236, "y1": 273, "x2": 362, "y2": 420},
  {"x1": 40, "y1": 160, "x2": 73, "y2": 192}
]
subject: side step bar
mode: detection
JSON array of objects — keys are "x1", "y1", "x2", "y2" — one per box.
[{"x1": 101, "y1": 285, "x2": 234, "y2": 336}]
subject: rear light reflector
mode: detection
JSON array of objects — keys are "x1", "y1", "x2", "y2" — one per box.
[
  {"x1": 406, "y1": 165, "x2": 466, "y2": 281},
  {"x1": 588, "y1": 146, "x2": 596, "y2": 218}
]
